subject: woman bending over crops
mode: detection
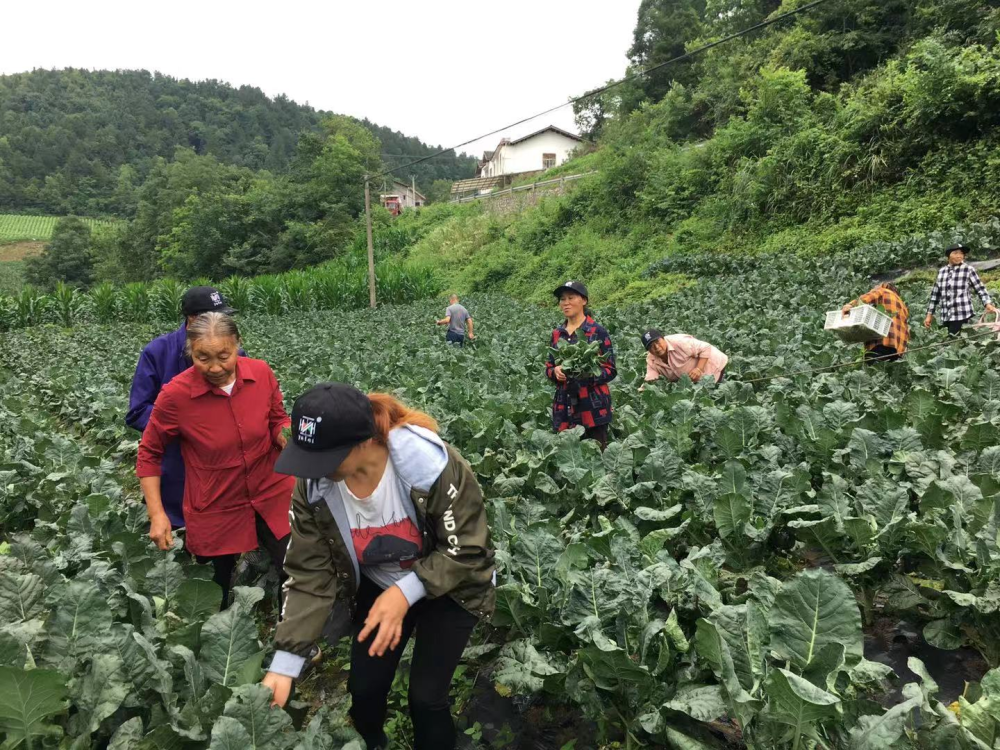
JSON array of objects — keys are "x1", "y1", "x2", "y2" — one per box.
[
  {"x1": 136, "y1": 312, "x2": 294, "y2": 608},
  {"x1": 546, "y1": 280, "x2": 617, "y2": 449},
  {"x1": 262, "y1": 384, "x2": 495, "y2": 750},
  {"x1": 640, "y1": 329, "x2": 729, "y2": 383},
  {"x1": 841, "y1": 282, "x2": 910, "y2": 364}
]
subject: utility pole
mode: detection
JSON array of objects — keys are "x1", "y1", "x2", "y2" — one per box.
[{"x1": 364, "y1": 177, "x2": 376, "y2": 308}]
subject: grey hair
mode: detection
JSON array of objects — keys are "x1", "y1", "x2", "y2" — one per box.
[{"x1": 185, "y1": 312, "x2": 241, "y2": 357}]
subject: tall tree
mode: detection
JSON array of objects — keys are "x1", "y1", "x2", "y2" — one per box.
[
  {"x1": 626, "y1": 0, "x2": 708, "y2": 107},
  {"x1": 24, "y1": 217, "x2": 94, "y2": 289}
]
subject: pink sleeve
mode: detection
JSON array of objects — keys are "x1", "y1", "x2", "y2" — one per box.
[
  {"x1": 691, "y1": 337, "x2": 712, "y2": 357},
  {"x1": 644, "y1": 353, "x2": 660, "y2": 382}
]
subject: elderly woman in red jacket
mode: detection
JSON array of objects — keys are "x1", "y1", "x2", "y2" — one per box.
[{"x1": 136, "y1": 311, "x2": 294, "y2": 608}]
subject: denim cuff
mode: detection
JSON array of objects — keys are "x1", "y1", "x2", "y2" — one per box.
[{"x1": 269, "y1": 650, "x2": 306, "y2": 679}]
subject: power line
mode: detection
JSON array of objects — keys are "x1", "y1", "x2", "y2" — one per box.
[
  {"x1": 365, "y1": 0, "x2": 833, "y2": 183},
  {"x1": 380, "y1": 153, "x2": 465, "y2": 159}
]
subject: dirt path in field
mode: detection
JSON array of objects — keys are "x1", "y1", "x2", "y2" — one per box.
[{"x1": 0, "y1": 241, "x2": 44, "y2": 261}]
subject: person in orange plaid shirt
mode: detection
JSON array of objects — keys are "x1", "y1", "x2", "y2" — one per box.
[{"x1": 841, "y1": 282, "x2": 910, "y2": 364}]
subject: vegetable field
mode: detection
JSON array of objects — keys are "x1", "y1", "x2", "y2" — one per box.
[
  {"x1": 4, "y1": 238, "x2": 1000, "y2": 748},
  {"x1": 0, "y1": 214, "x2": 122, "y2": 243}
]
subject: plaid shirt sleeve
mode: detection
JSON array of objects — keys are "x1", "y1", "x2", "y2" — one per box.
[
  {"x1": 970, "y1": 267, "x2": 992, "y2": 307},
  {"x1": 591, "y1": 325, "x2": 617, "y2": 386},
  {"x1": 860, "y1": 288, "x2": 909, "y2": 354},
  {"x1": 545, "y1": 329, "x2": 559, "y2": 382},
  {"x1": 927, "y1": 270, "x2": 944, "y2": 317}
]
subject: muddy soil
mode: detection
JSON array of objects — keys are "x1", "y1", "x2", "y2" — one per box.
[{"x1": 865, "y1": 616, "x2": 988, "y2": 706}]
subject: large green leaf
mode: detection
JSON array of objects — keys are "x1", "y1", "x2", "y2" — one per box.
[
  {"x1": 0, "y1": 667, "x2": 68, "y2": 748},
  {"x1": 662, "y1": 726, "x2": 722, "y2": 750},
  {"x1": 769, "y1": 569, "x2": 863, "y2": 669},
  {"x1": 199, "y1": 606, "x2": 263, "y2": 688},
  {"x1": 713, "y1": 493, "x2": 750, "y2": 540},
  {"x1": 664, "y1": 685, "x2": 727, "y2": 722},
  {"x1": 579, "y1": 645, "x2": 652, "y2": 691},
  {"x1": 72, "y1": 653, "x2": 129, "y2": 734},
  {"x1": 218, "y1": 684, "x2": 292, "y2": 748},
  {"x1": 208, "y1": 716, "x2": 252, "y2": 750},
  {"x1": 146, "y1": 557, "x2": 184, "y2": 606},
  {"x1": 108, "y1": 717, "x2": 144, "y2": 749},
  {"x1": 43, "y1": 580, "x2": 113, "y2": 671},
  {"x1": 0, "y1": 573, "x2": 44, "y2": 623},
  {"x1": 175, "y1": 579, "x2": 224, "y2": 623},
  {"x1": 694, "y1": 619, "x2": 757, "y2": 728},
  {"x1": 493, "y1": 640, "x2": 562, "y2": 693},
  {"x1": 763, "y1": 668, "x2": 841, "y2": 742}
]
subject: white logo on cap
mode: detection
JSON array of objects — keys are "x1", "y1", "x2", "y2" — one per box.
[
  {"x1": 210, "y1": 292, "x2": 223, "y2": 306},
  {"x1": 298, "y1": 416, "x2": 318, "y2": 444}
]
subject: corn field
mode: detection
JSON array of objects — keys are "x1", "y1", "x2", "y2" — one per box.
[{"x1": 0, "y1": 260, "x2": 441, "y2": 331}]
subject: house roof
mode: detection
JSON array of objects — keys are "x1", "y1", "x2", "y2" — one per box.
[
  {"x1": 508, "y1": 125, "x2": 584, "y2": 146},
  {"x1": 389, "y1": 179, "x2": 426, "y2": 201},
  {"x1": 480, "y1": 126, "x2": 584, "y2": 166},
  {"x1": 450, "y1": 175, "x2": 504, "y2": 194}
]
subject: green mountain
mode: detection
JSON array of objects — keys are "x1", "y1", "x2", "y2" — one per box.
[
  {"x1": 0, "y1": 68, "x2": 475, "y2": 216},
  {"x1": 388, "y1": 0, "x2": 1000, "y2": 303}
]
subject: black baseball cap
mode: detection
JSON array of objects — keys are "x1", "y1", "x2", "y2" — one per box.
[
  {"x1": 641, "y1": 329, "x2": 664, "y2": 350},
  {"x1": 946, "y1": 243, "x2": 968, "y2": 257},
  {"x1": 274, "y1": 383, "x2": 376, "y2": 479},
  {"x1": 181, "y1": 286, "x2": 235, "y2": 316},
  {"x1": 554, "y1": 280, "x2": 589, "y2": 300}
]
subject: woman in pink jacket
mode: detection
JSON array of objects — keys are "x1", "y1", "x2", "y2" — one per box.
[{"x1": 641, "y1": 329, "x2": 728, "y2": 384}]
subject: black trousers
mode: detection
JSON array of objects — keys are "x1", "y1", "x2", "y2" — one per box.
[
  {"x1": 445, "y1": 330, "x2": 465, "y2": 346},
  {"x1": 196, "y1": 512, "x2": 289, "y2": 610},
  {"x1": 348, "y1": 575, "x2": 477, "y2": 750},
  {"x1": 583, "y1": 423, "x2": 609, "y2": 451},
  {"x1": 864, "y1": 344, "x2": 900, "y2": 365},
  {"x1": 944, "y1": 318, "x2": 971, "y2": 336}
]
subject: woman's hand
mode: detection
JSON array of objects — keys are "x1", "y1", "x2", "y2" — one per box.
[
  {"x1": 689, "y1": 367, "x2": 704, "y2": 382},
  {"x1": 262, "y1": 672, "x2": 293, "y2": 708},
  {"x1": 924, "y1": 314, "x2": 933, "y2": 329},
  {"x1": 554, "y1": 365, "x2": 568, "y2": 382},
  {"x1": 358, "y1": 585, "x2": 410, "y2": 657},
  {"x1": 149, "y1": 512, "x2": 173, "y2": 551},
  {"x1": 275, "y1": 431, "x2": 288, "y2": 450},
  {"x1": 987, "y1": 304, "x2": 998, "y2": 314},
  {"x1": 841, "y1": 304, "x2": 853, "y2": 316}
]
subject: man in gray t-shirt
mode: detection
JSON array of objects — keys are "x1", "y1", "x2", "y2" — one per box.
[{"x1": 435, "y1": 294, "x2": 474, "y2": 346}]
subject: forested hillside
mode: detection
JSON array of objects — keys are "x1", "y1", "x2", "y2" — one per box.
[
  {"x1": 0, "y1": 69, "x2": 475, "y2": 216},
  {"x1": 388, "y1": 0, "x2": 1000, "y2": 303}
]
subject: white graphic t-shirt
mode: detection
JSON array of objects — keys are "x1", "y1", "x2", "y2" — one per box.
[{"x1": 323, "y1": 458, "x2": 422, "y2": 590}]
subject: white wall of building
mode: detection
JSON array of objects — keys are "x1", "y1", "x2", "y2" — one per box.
[
  {"x1": 481, "y1": 130, "x2": 580, "y2": 177},
  {"x1": 381, "y1": 182, "x2": 426, "y2": 209}
]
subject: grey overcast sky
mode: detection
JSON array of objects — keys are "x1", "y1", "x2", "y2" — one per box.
[{"x1": 0, "y1": 0, "x2": 641, "y2": 157}]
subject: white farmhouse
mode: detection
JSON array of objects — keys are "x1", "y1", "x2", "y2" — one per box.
[
  {"x1": 476, "y1": 126, "x2": 583, "y2": 178},
  {"x1": 379, "y1": 179, "x2": 426, "y2": 214}
]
